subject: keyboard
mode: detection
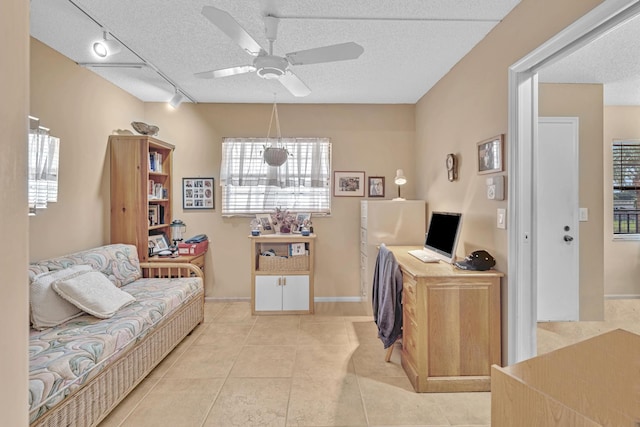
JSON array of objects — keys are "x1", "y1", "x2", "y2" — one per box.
[{"x1": 408, "y1": 249, "x2": 439, "y2": 263}]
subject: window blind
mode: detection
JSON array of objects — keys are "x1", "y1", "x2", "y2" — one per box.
[{"x1": 220, "y1": 138, "x2": 331, "y2": 216}]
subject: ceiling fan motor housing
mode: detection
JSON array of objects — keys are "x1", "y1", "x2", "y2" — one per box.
[{"x1": 255, "y1": 55, "x2": 288, "y2": 79}]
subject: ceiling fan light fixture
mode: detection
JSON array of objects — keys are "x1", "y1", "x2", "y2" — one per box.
[
  {"x1": 92, "y1": 32, "x2": 121, "y2": 58},
  {"x1": 255, "y1": 55, "x2": 288, "y2": 79}
]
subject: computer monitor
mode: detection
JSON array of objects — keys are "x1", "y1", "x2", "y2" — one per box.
[{"x1": 422, "y1": 211, "x2": 463, "y2": 263}]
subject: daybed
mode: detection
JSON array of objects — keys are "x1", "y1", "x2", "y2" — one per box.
[{"x1": 28, "y1": 244, "x2": 204, "y2": 427}]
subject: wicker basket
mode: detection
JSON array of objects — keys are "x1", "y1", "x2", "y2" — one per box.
[{"x1": 259, "y1": 255, "x2": 309, "y2": 271}]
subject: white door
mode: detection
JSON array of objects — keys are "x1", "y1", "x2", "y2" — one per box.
[
  {"x1": 282, "y1": 275, "x2": 309, "y2": 311},
  {"x1": 255, "y1": 275, "x2": 282, "y2": 311},
  {"x1": 537, "y1": 117, "x2": 580, "y2": 321}
]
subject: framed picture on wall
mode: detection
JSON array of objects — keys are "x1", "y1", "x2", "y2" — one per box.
[
  {"x1": 183, "y1": 177, "x2": 214, "y2": 209},
  {"x1": 333, "y1": 171, "x2": 365, "y2": 197},
  {"x1": 477, "y1": 134, "x2": 504, "y2": 175},
  {"x1": 368, "y1": 176, "x2": 385, "y2": 197}
]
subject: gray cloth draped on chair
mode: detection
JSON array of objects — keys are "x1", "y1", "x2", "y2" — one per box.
[{"x1": 372, "y1": 244, "x2": 403, "y2": 349}]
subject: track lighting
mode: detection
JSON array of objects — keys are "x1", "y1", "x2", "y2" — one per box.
[
  {"x1": 92, "y1": 31, "x2": 121, "y2": 58},
  {"x1": 70, "y1": 2, "x2": 196, "y2": 104},
  {"x1": 169, "y1": 90, "x2": 184, "y2": 108}
]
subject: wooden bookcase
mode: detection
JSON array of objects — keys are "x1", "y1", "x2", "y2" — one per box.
[
  {"x1": 110, "y1": 135, "x2": 174, "y2": 263},
  {"x1": 249, "y1": 234, "x2": 316, "y2": 315}
]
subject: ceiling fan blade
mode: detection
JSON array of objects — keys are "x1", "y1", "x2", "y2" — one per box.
[
  {"x1": 286, "y1": 42, "x2": 364, "y2": 66},
  {"x1": 195, "y1": 65, "x2": 256, "y2": 79},
  {"x1": 279, "y1": 71, "x2": 311, "y2": 97},
  {"x1": 201, "y1": 6, "x2": 265, "y2": 56}
]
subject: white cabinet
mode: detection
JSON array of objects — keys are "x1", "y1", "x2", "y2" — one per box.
[
  {"x1": 360, "y1": 200, "x2": 426, "y2": 298},
  {"x1": 255, "y1": 275, "x2": 310, "y2": 311},
  {"x1": 249, "y1": 234, "x2": 316, "y2": 314}
]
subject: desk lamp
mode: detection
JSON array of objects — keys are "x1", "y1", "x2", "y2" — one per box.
[{"x1": 393, "y1": 169, "x2": 407, "y2": 201}]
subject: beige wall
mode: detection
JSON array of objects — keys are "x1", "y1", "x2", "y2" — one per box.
[
  {"x1": 1, "y1": 0, "x2": 29, "y2": 424},
  {"x1": 538, "y1": 83, "x2": 604, "y2": 320},
  {"x1": 29, "y1": 39, "x2": 144, "y2": 262},
  {"x1": 144, "y1": 103, "x2": 416, "y2": 298},
  {"x1": 604, "y1": 106, "x2": 640, "y2": 297},
  {"x1": 414, "y1": 0, "x2": 606, "y2": 340}
]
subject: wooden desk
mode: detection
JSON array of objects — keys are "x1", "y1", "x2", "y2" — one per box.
[
  {"x1": 148, "y1": 253, "x2": 205, "y2": 277},
  {"x1": 492, "y1": 329, "x2": 640, "y2": 426},
  {"x1": 388, "y1": 246, "x2": 503, "y2": 392}
]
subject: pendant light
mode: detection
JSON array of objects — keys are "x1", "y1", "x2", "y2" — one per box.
[{"x1": 263, "y1": 101, "x2": 289, "y2": 167}]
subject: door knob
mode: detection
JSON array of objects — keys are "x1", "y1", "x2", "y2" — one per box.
[{"x1": 563, "y1": 235, "x2": 574, "y2": 242}]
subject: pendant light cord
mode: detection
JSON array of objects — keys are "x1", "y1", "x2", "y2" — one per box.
[{"x1": 266, "y1": 101, "x2": 282, "y2": 140}]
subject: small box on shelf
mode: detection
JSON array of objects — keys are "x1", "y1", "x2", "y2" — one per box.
[{"x1": 178, "y1": 240, "x2": 208, "y2": 256}]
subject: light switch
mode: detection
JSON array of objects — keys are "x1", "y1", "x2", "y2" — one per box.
[
  {"x1": 579, "y1": 207, "x2": 588, "y2": 222},
  {"x1": 497, "y1": 208, "x2": 506, "y2": 229}
]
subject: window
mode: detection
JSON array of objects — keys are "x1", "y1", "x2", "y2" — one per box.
[
  {"x1": 28, "y1": 116, "x2": 60, "y2": 215},
  {"x1": 220, "y1": 138, "x2": 331, "y2": 216},
  {"x1": 613, "y1": 139, "x2": 640, "y2": 235}
]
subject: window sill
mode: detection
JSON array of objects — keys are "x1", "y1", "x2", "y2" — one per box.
[{"x1": 613, "y1": 234, "x2": 640, "y2": 241}]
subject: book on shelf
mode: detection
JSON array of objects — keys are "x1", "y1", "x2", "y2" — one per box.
[
  {"x1": 148, "y1": 180, "x2": 155, "y2": 198},
  {"x1": 154, "y1": 183, "x2": 164, "y2": 200},
  {"x1": 158, "y1": 205, "x2": 165, "y2": 225},
  {"x1": 149, "y1": 151, "x2": 163, "y2": 173},
  {"x1": 289, "y1": 243, "x2": 306, "y2": 256}
]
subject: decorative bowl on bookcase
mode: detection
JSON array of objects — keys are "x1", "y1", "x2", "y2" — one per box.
[{"x1": 131, "y1": 121, "x2": 159, "y2": 136}]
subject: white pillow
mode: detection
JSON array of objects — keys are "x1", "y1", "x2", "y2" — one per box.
[
  {"x1": 52, "y1": 270, "x2": 135, "y2": 319},
  {"x1": 30, "y1": 265, "x2": 93, "y2": 330}
]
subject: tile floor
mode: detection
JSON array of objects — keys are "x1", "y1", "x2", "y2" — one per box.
[{"x1": 98, "y1": 299, "x2": 640, "y2": 427}]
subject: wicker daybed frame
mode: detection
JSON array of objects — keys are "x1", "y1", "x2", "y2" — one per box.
[{"x1": 31, "y1": 263, "x2": 205, "y2": 427}]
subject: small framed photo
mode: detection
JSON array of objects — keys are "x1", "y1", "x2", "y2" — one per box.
[
  {"x1": 477, "y1": 134, "x2": 504, "y2": 175},
  {"x1": 293, "y1": 213, "x2": 311, "y2": 233},
  {"x1": 368, "y1": 176, "x2": 385, "y2": 198},
  {"x1": 255, "y1": 213, "x2": 275, "y2": 234},
  {"x1": 183, "y1": 177, "x2": 214, "y2": 209},
  {"x1": 148, "y1": 205, "x2": 160, "y2": 226},
  {"x1": 334, "y1": 171, "x2": 365, "y2": 197},
  {"x1": 148, "y1": 233, "x2": 170, "y2": 255}
]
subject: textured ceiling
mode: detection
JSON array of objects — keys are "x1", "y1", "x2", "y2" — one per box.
[
  {"x1": 30, "y1": 0, "x2": 640, "y2": 106},
  {"x1": 30, "y1": 0, "x2": 521, "y2": 104},
  {"x1": 538, "y1": 13, "x2": 640, "y2": 105}
]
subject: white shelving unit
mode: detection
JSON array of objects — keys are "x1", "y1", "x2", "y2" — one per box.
[{"x1": 249, "y1": 234, "x2": 316, "y2": 314}]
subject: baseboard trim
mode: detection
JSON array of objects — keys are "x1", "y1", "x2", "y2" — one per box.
[
  {"x1": 605, "y1": 294, "x2": 640, "y2": 299},
  {"x1": 204, "y1": 297, "x2": 250, "y2": 302},
  {"x1": 204, "y1": 296, "x2": 366, "y2": 303},
  {"x1": 313, "y1": 296, "x2": 365, "y2": 303}
]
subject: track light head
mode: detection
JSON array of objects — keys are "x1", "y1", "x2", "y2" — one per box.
[
  {"x1": 92, "y1": 32, "x2": 121, "y2": 58},
  {"x1": 169, "y1": 90, "x2": 184, "y2": 109}
]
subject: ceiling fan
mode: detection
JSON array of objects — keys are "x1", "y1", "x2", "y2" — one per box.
[{"x1": 195, "y1": 6, "x2": 365, "y2": 97}]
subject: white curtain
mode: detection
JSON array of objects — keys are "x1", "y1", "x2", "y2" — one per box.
[{"x1": 220, "y1": 138, "x2": 331, "y2": 215}]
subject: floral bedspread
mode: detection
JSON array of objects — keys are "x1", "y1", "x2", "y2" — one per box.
[{"x1": 28, "y1": 276, "x2": 202, "y2": 423}]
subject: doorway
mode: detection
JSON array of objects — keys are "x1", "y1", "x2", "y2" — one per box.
[{"x1": 507, "y1": 0, "x2": 640, "y2": 364}]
